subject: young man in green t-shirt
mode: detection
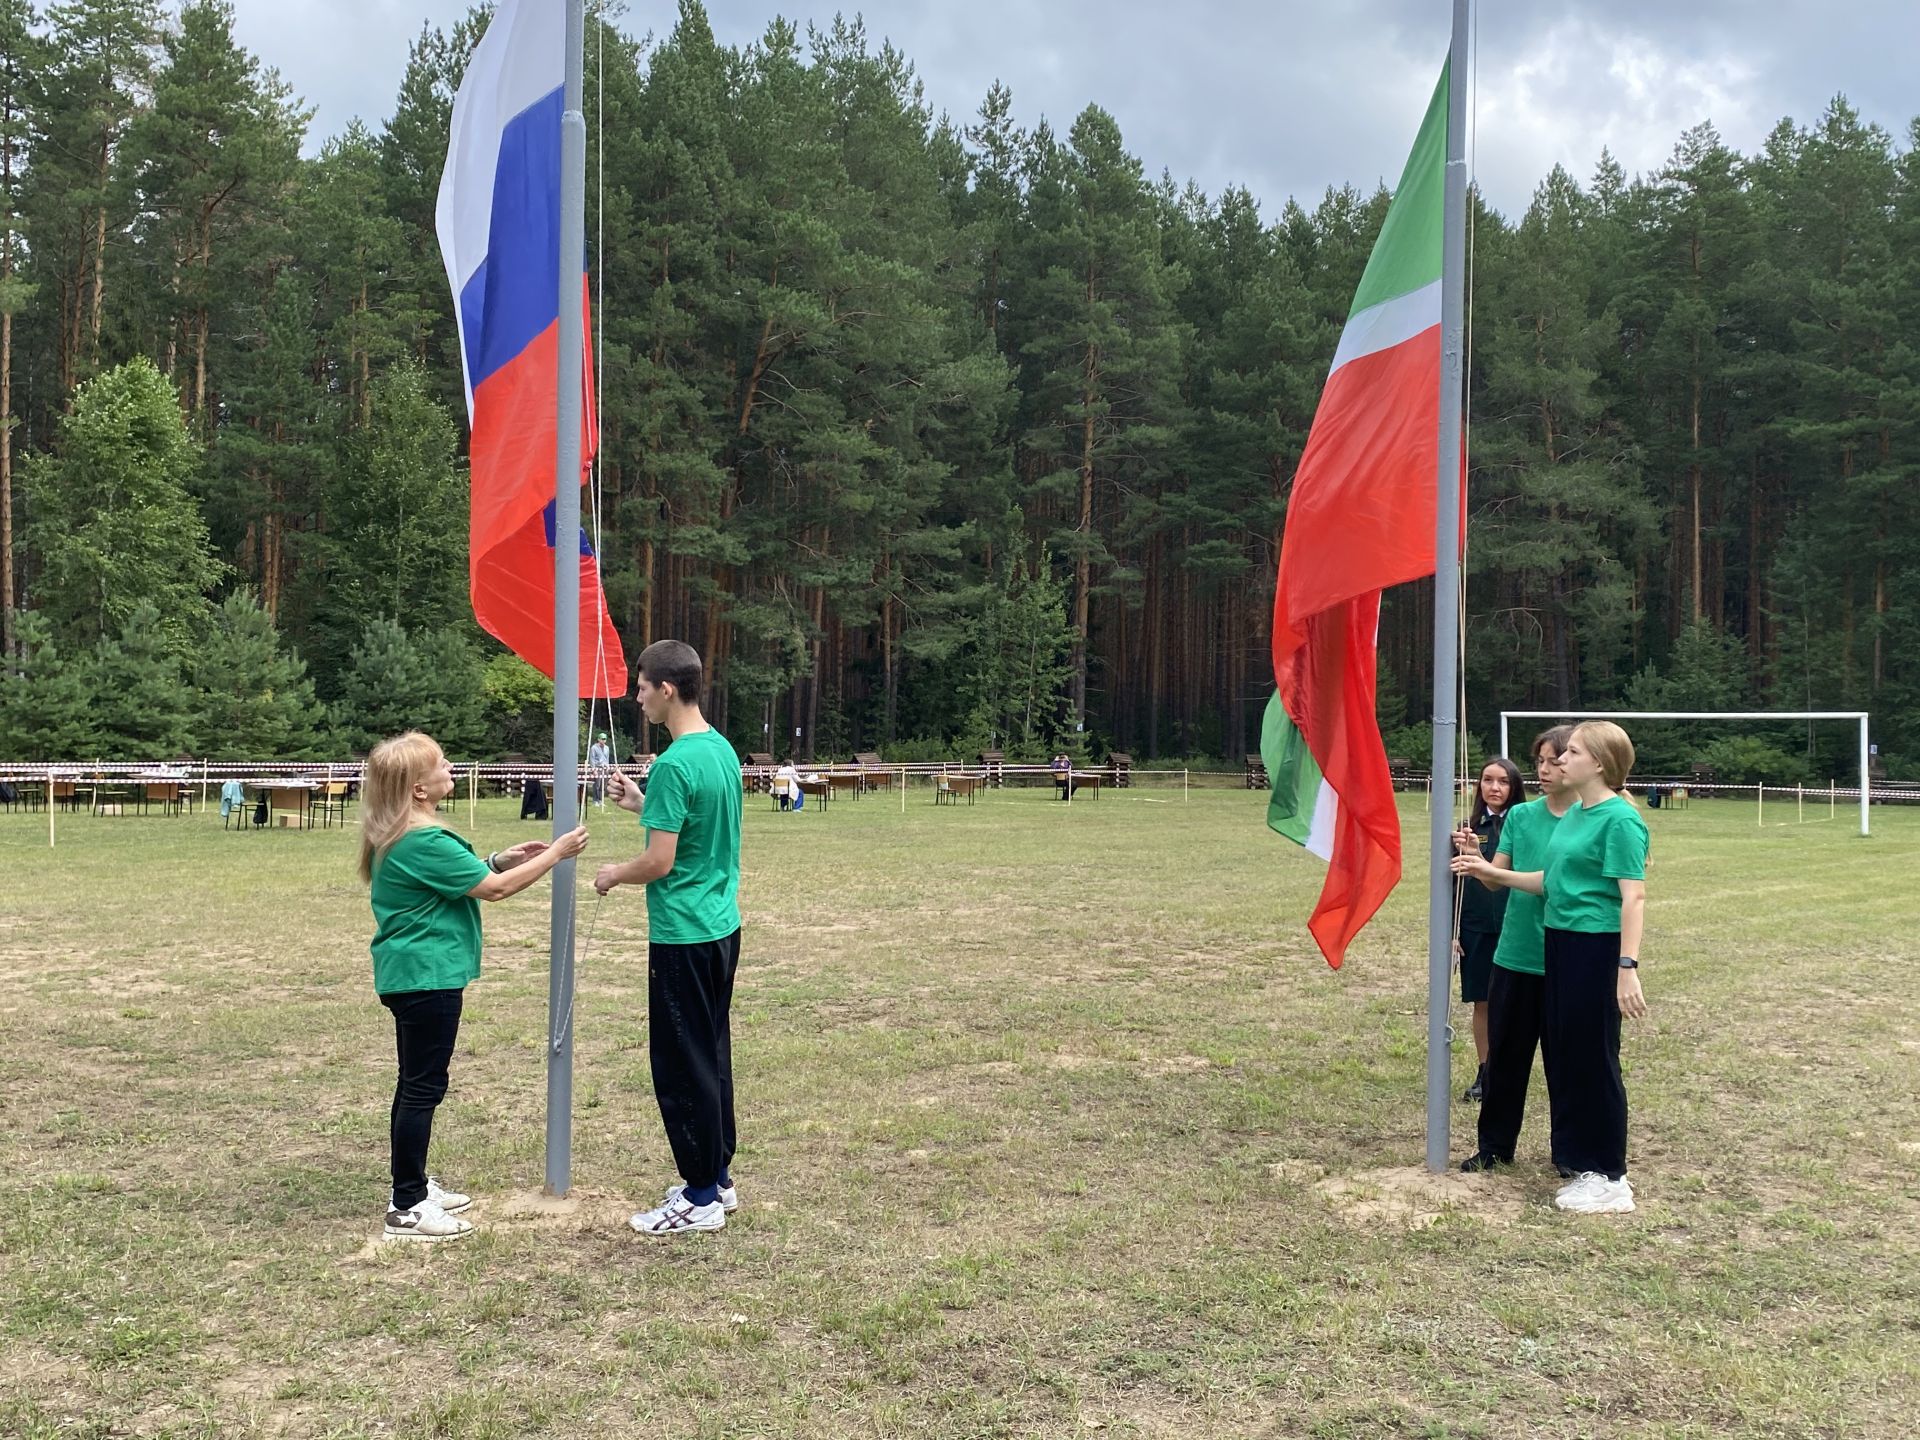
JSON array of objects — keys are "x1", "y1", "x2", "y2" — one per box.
[{"x1": 594, "y1": 640, "x2": 744, "y2": 1236}]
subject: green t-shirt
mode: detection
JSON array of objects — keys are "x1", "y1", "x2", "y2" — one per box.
[
  {"x1": 1457, "y1": 809, "x2": 1512, "y2": 936},
  {"x1": 369, "y1": 825, "x2": 491, "y2": 995},
  {"x1": 1489, "y1": 798, "x2": 1563, "y2": 976},
  {"x1": 1543, "y1": 796, "x2": 1650, "y2": 934},
  {"x1": 640, "y1": 728, "x2": 742, "y2": 945}
]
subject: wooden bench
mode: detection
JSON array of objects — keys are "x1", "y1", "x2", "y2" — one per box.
[
  {"x1": 977, "y1": 750, "x2": 1005, "y2": 788},
  {"x1": 936, "y1": 774, "x2": 980, "y2": 806},
  {"x1": 1108, "y1": 752, "x2": 1133, "y2": 789},
  {"x1": 746, "y1": 753, "x2": 775, "y2": 793},
  {"x1": 1245, "y1": 754, "x2": 1269, "y2": 790},
  {"x1": 853, "y1": 752, "x2": 894, "y2": 792}
]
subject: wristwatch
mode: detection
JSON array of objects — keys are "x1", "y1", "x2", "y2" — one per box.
[{"x1": 1618, "y1": 956, "x2": 1638, "y2": 969}]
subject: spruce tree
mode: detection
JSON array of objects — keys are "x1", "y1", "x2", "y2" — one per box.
[
  {"x1": 191, "y1": 591, "x2": 329, "y2": 759},
  {"x1": 0, "y1": 610, "x2": 97, "y2": 757},
  {"x1": 23, "y1": 356, "x2": 219, "y2": 645}
]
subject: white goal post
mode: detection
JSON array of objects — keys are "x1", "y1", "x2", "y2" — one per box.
[{"x1": 1497, "y1": 710, "x2": 1872, "y2": 837}]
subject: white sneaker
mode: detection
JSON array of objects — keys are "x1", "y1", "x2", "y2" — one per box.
[
  {"x1": 1556, "y1": 1171, "x2": 1603, "y2": 1202},
  {"x1": 665, "y1": 1182, "x2": 739, "y2": 1214},
  {"x1": 629, "y1": 1195, "x2": 726, "y2": 1236},
  {"x1": 1557, "y1": 1174, "x2": 1635, "y2": 1214},
  {"x1": 388, "y1": 1178, "x2": 472, "y2": 1215},
  {"x1": 383, "y1": 1197, "x2": 475, "y2": 1243},
  {"x1": 428, "y1": 1178, "x2": 473, "y2": 1214}
]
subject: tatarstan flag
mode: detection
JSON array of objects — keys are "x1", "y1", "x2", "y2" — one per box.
[{"x1": 1262, "y1": 60, "x2": 1451, "y2": 969}]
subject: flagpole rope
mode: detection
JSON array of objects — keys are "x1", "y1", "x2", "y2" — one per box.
[
  {"x1": 584, "y1": 7, "x2": 618, "y2": 795},
  {"x1": 551, "y1": 891, "x2": 603, "y2": 1054}
]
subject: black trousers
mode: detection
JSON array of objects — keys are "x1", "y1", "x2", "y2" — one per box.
[
  {"x1": 650, "y1": 930, "x2": 740, "y2": 1190},
  {"x1": 1543, "y1": 928, "x2": 1628, "y2": 1181},
  {"x1": 1477, "y1": 964, "x2": 1548, "y2": 1164},
  {"x1": 382, "y1": 987, "x2": 464, "y2": 1210}
]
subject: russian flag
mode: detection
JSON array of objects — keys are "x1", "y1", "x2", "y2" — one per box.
[{"x1": 435, "y1": 0, "x2": 627, "y2": 697}]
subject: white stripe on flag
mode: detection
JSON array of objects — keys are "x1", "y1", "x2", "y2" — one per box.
[
  {"x1": 1306, "y1": 777, "x2": 1337, "y2": 861},
  {"x1": 1328, "y1": 277, "x2": 1443, "y2": 376},
  {"x1": 434, "y1": 0, "x2": 565, "y2": 419}
]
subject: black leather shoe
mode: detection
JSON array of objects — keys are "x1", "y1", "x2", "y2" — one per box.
[{"x1": 1461, "y1": 1063, "x2": 1485, "y2": 1103}]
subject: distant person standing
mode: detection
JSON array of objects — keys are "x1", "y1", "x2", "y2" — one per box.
[
  {"x1": 588, "y1": 732, "x2": 612, "y2": 808},
  {"x1": 595, "y1": 641, "x2": 745, "y2": 1237}
]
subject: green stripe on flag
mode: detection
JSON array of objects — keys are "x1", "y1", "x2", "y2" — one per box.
[
  {"x1": 1261, "y1": 690, "x2": 1324, "y2": 846},
  {"x1": 1346, "y1": 61, "x2": 1448, "y2": 318}
]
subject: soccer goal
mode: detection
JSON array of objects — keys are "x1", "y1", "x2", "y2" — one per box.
[{"x1": 1496, "y1": 710, "x2": 1873, "y2": 837}]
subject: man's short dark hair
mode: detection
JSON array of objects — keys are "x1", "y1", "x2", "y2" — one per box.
[{"x1": 638, "y1": 639, "x2": 703, "y2": 706}]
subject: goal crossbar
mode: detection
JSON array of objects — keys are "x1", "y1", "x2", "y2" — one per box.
[{"x1": 1497, "y1": 710, "x2": 1871, "y2": 837}]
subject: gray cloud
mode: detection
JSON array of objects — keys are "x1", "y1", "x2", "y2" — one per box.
[{"x1": 232, "y1": 0, "x2": 1917, "y2": 217}]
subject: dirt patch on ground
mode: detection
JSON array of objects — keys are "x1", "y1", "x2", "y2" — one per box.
[
  {"x1": 1266, "y1": 1159, "x2": 1328, "y2": 1185},
  {"x1": 1314, "y1": 1165, "x2": 1525, "y2": 1230},
  {"x1": 486, "y1": 1186, "x2": 638, "y2": 1230},
  {"x1": 1046, "y1": 1051, "x2": 1111, "y2": 1071},
  {"x1": 338, "y1": 1187, "x2": 641, "y2": 1263},
  {"x1": 1141, "y1": 1053, "x2": 1217, "y2": 1077}
]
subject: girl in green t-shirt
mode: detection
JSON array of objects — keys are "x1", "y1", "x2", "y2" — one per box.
[
  {"x1": 1454, "y1": 720, "x2": 1649, "y2": 1215},
  {"x1": 1452, "y1": 725, "x2": 1575, "y2": 1174},
  {"x1": 360, "y1": 732, "x2": 588, "y2": 1243}
]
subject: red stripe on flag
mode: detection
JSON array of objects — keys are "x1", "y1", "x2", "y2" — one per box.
[
  {"x1": 1280, "y1": 593, "x2": 1400, "y2": 968},
  {"x1": 468, "y1": 290, "x2": 626, "y2": 699},
  {"x1": 1272, "y1": 327, "x2": 1444, "y2": 969},
  {"x1": 472, "y1": 512, "x2": 628, "y2": 699},
  {"x1": 1274, "y1": 328, "x2": 1442, "y2": 625}
]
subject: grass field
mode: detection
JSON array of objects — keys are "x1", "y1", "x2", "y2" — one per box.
[{"x1": 2, "y1": 782, "x2": 1918, "y2": 1439}]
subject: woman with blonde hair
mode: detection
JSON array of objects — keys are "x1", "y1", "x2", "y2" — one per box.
[
  {"x1": 1455, "y1": 719, "x2": 1648, "y2": 1213},
  {"x1": 360, "y1": 732, "x2": 589, "y2": 1242}
]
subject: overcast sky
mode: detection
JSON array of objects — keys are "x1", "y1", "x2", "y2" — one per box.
[{"x1": 230, "y1": 0, "x2": 1917, "y2": 218}]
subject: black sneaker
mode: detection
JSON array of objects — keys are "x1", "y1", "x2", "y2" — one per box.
[
  {"x1": 1459, "y1": 1151, "x2": 1507, "y2": 1173},
  {"x1": 1461, "y1": 1064, "x2": 1485, "y2": 1103}
]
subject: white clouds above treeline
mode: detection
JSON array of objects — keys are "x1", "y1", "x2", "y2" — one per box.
[{"x1": 232, "y1": 0, "x2": 1918, "y2": 217}]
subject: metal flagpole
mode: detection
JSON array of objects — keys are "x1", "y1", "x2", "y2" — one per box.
[
  {"x1": 545, "y1": 0, "x2": 588, "y2": 1198},
  {"x1": 1425, "y1": 0, "x2": 1471, "y2": 1174}
]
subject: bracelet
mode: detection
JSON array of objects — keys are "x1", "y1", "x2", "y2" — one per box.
[{"x1": 487, "y1": 852, "x2": 500, "y2": 873}]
